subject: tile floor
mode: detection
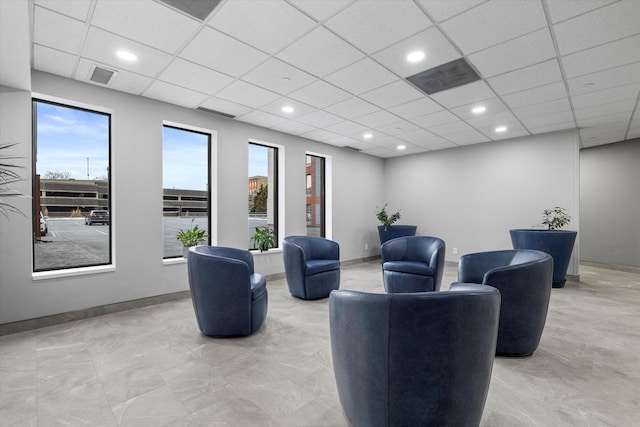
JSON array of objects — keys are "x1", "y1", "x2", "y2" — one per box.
[{"x1": 1, "y1": 261, "x2": 639, "y2": 426}]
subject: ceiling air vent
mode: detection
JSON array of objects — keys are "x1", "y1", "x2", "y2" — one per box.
[
  {"x1": 157, "y1": 0, "x2": 222, "y2": 21},
  {"x1": 343, "y1": 146, "x2": 362, "y2": 152},
  {"x1": 89, "y1": 65, "x2": 117, "y2": 85},
  {"x1": 406, "y1": 58, "x2": 481, "y2": 95},
  {"x1": 196, "y1": 106, "x2": 236, "y2": 119}
]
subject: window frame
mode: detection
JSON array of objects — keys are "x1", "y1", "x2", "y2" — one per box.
[
  {"x1": 306, "y1": 151, "x2": 332, "y2": 239},
  {"x1": 248, "y1": 139, "x2": 284, "y2": 252},
  {"x1": 162, "y1": 120, "x2": 217, "y2": 264},
  {"x1": 31, "y1": 95, "x2": 115, "y2": 279}
]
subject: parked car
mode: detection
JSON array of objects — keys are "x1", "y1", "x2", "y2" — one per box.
[
  {"x1": 85, "y1": 210, "x2": 109, "y2": 225},
  {"x1": 39, "y1": 212, "x2": 48, "y2": 236}
]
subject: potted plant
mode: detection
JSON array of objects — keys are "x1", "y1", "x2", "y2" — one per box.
[
  {"x1": 0, "y1": 143, "x2": 25, "y2": 218},
  {"x1": 376, "y1": 204, "x2": 417, "y2": 245},
  {"x1": 510, "y1": 207, "x2": 577, "y2": 288},
  {"x1": 176, "y1": 219, "x2": 207, "y2": 257},
  {"x1": 252, "y1": 226, "x2": 275, "y2": 252}
]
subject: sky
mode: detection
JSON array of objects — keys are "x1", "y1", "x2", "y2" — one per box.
[{"x1": 36, "y1": 101, "x2": 268, "y2": 191}]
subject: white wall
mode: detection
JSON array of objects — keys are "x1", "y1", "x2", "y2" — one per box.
[
  {"x1": 382, "y1": 131, "x2": 581, "y2": 274},
  {"x1": 0, "y1": 72, "x2": 384, "y2": 323},
  {"x1": 580, "y1": 139, "x2": 640, "y2": 268}
]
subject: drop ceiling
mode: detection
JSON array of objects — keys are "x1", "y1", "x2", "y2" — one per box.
[{"x1": 26, "y1": 0, "x2": 640, "y2": 157}]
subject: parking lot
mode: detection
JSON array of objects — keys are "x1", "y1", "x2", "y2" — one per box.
[{"x1": 34, "y1": 216, "x2": 269, "y2": 270}]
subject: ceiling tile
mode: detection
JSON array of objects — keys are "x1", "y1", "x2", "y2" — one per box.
[
  {"x1": 82, "y1": 27, "x2": 174, "y2": 77},
  {"x1": 324, "y1": 135, "x2": 361, "y2": 147},
  {"x1": 324, "y1": 97, "x2": 380, "y2": 120},
  {"x1": 159, "y1": 58, "x2": 234, "y2": 95},
  {"x1": 428, "y1": 120, "x2": 475, "y2": 137},
  {"x1": 440, "y1": 0, "x2": 546, "y2": 53},
  {"x1": 520, "y1": 111, "x2": 575, "y2": 129},
  {"x1": 554, "y1": 1, "x2": 640, "y2": 55},
  {"x1": 468, "y1": 28, "x2": 556, "y2": 77},
  {"x1": 288, "y1": 80, "x2": 352, "y2": 109},
  {"x1": 488, "y1": 59, "x2": 563, "y2": 96},
  {"x1": 207, "y1": 1, "x2": 316, "y2": 54},
  {"x1": 236, "y1": 110, "x2": 288, "y2": 128},
  {"x1": 465, "y1": 110, "x2": 519, "y2": 129},
  {"x1": 417, "y1": 0, "x2": 486, "y2": 23},
  {"x1": 449, "y1": 97, "x2": 508, "y2": 119},
  {"x1": 287, "y1": 0, "x2": 354, "y2": 22},
  {"x1": 33, "y1": 44, "x2": 76, "y2": 78},
  {"x1": 326, "y1": 1, "x2": 432, "y2": 54},
  {"x1": 388, "y1": 97, "x2": 443, "y2": 119},
  {"x1": 324, "y1": 121, "x2": 369, "y2": 136},
  {"x1": 143, "y1": 80, "x2": 209, "y2": 108},
  {"x1": 429, "y1": 80, "x2": 495, "y2": 109},
  {"x1": 487, "y1": 123, "x2": 529, "y2": 141},
  {"x1": 502, "y1": 81, "x2": 568, "y2": 110},
  {"x1": 259, "y1": 97, "x2": 316, "y2": 119},
  {"x1": 325, "y1": 58, "x2": 397, "y2": 95},
  {"x1": 297, "y1": 110, "x2": 344, "y2": 128},
  {"x1": 561, "y1": 34, "x2": 640, "y2": 79},
  {"x1": 443, "y1": 128, "x2": 490, "y2": 145},
  {"x1": 575, "y1": 98, "x2": 636, "y2": 122},
  {"x1": 374, "y1": 120, "x2": 422, "y2": 136},
  {"x1": 215, "y1": 80, "x2": 280, "y2": 109},
  {"x1": 571, "y1": 83, "x2": 640, "y2": 109},
  {"x1": 276, "y1": 26, "x2": 365, "y2": 77},
  {"x1": 566, "y1": 62, "x2": 640, "y2": 96},
  {"x1": 180, "y1": 27, "x2": 269, "y2": 77},
  {"x1": 372, "y1": 27, "x2": 460, "y2": 77},
  {"x1": 526, "y1": 120, "x2": 576, "y2": 135},
  {"x1": 363, "y1": 147, "x2": 401, "y2": 158},
  {"x1": 76, "y1": 58, "x2": 153, "y2": 95},
  {"x1": 34, "y1": 0, "x2": 91, "y2": 21},
  {"x1": 580, "y1": 125, "x2": 628, "y2": 147},
  {"x1": 360, "y1": 80, "x2": 423, "y2": 109},
  {"x1": 198, "y1": 97, "x2": 253, "y2": 117},
  {"x1": 411, "y1": 110, "x2": 460, "y2": 128},
  {"x1": 353, "y1": 110, "x2": 403, "y2": 128},
  {"x1": 34, "y1": 6, "x2": 85, "y2": 54},
  {"x1": 397, "y1": 128, "x2": 444, "y2": 145},
  {"x1": 92, "y1": 0, "x2": 199, "y2": 54},
  {"x1": 271, "y1": 120, "x2": 317, "y2": 136},
  {"x1": 241, "y1": 58, "x2": 316, "y2": 95},
  {"x1": 545, "y1": 0, "x2": 617, "y2": 24},
  {"x1": 300, "y1": 128, "x2": 342, "y2": 142},
  {"x1": 576, "y1": 111, "x2": 632, "y2": 128},
  {"x1": 512, "y1": 97, "x2": 572, "y2": 120}
]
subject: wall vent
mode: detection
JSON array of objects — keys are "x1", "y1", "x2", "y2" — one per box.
[
  {"x1": 405, "y1": 58, "x2": 481, "y2": 95},
  {"x1": 89, "y1": 65, "x2": 117, "y2": 85},
  {"x1": 196, "y1": 106, "x2": 236, "y2": 119},
  {"x1": 157, "y1": 0, "x2": 222, "y2": 21}
]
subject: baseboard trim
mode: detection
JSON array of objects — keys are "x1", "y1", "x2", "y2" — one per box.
[
  {"x1": 0, "y1": 291, "x2": 191, "y2": 336},
  {"x1": 580, "y1": 261, "x2": 640, "y2": 274}
]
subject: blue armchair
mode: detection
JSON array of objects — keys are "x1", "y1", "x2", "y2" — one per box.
[
  {"x1": 452, "y1": 249, "x2": 553, "y2": 356},
  {"x1": 330, "y1": 286, "x2": 500, "y2": 427},
  {"x1": 282, "y1": 236, "x2": 340, "y2": 300},
  {"x1": 381, "y1": 236, "x2": 446, "y2": 293},
  {"x1": 187, "y1": 246, "x2": 267, "y2": 337}
]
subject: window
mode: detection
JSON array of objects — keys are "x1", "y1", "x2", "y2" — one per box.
[
  {"x1": 248, "y1": 142, "x2": 278, "y2": 250},
  {"x1": 305, "y1": 154, "x2": 325, "y2": 237},
  {"x1": 32, "y1": 99, "x2": 111, "y2": 272},
  {"x1": 162, "y1": 125, "x2": 211, "y2": 258}
]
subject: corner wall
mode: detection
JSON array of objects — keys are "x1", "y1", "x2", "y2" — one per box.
[
  {"x1": 382, "y1": 131, "x2": 581, "y2": 275},
  {"x1": 580, "y1": 139, "x2": 640, "y2": 268}
]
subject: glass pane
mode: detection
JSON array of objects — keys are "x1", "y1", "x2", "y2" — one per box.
[
  {"x1": 248, "y1": 143, "x2": 277, "y2": 250},
  {"x1": 306, "y1": 154, "x2": 324, "y2": 237},
  {"x1": 33, "y1": 100, "x2": 111, "y2": 271},
  {"x1": 162, "y1": 126, "x2": 210, "y2": 258}
]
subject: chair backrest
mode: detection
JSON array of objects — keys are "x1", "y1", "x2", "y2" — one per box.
[
  {"x1": 381, "y1": 235, "x2": 445, "y2": 264},
  {"x1": 330, "y1": 286, "x2": 500, "y2": 427},
  {"x1": 283, "y1": 235, "x2": 339, "y2": 260}
]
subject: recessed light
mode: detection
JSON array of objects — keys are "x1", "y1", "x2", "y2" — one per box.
[
  {"x1": 495, "y1": 126, "x2": 507, "y2": 133},
  {"x1": 407, "y1": 51, "x2": 425, "y2": 63},
  {"x1": 281, "y1": 106, "x2": 294, "y2": 113},
  {"x1": 472, "y1": 106, "x2": 486, "y2": 114},
  {"x1": 116, "y1": 50, "x2": 137, "y2": 62},
  {"x1": 363, "y1": 132, "x2": 373, "y2": 139},
  {"x1": 397, "y1": 145, "x2": 406, "y2": 150}
]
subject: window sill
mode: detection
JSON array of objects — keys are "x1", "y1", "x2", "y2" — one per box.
[
  {"x1": 163, "y1": 257, "x2": 187, "y2": 266},
  {"x1": 32, "y1": 264, "x2": 115, "y2": 281},
  {"x1": 250, "y1": 248, "x2": 283, "y2": 256}
]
